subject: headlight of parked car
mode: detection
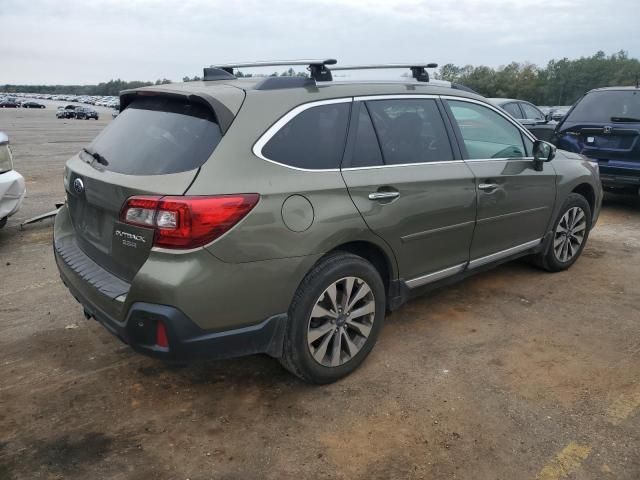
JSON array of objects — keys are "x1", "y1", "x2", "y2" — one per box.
[{"x1": 0, "y1": 144, "x2": 13, "y2": 174}]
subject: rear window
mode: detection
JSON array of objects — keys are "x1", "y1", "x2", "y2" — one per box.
[
  {"x1": 261, "y1": 102, "x2": 351, "y2": 169},
  {"x1": 86, "y1": 97, "x2": 222, "y2": 175},
  {"x1": 567, "y1": 90, "x2": 640, "y2": 123}
]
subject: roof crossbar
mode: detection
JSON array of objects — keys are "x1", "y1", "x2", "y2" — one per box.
[
  {"x1": 210, "y1": 59, "x2": 337, "y2": 82},
  {"x1": 331, "y1": 63, "x2": 439, "y2": 82}
]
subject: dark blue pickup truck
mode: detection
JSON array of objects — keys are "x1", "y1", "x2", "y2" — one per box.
[{"x1": 555, "y1": 87, "x2": 640, "y2": 193}]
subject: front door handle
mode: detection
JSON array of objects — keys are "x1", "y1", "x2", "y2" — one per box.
[
  {"x1": 368, "y1": 191, "x2": 400, "y2": 200},
  {"x1": 478, "y1": 183, "x2": 499, "y2": 192}
]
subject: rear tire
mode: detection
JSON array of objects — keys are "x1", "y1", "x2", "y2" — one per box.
[
  {"x1": 280, "y1": 252, "x2": 385, "y2": 384},
  {"x1": 534, "y1": 193, "x2": 592, "y2": 272},
  {"x1": 0, "y1": 217, "x2": 7, "y2": 229}
]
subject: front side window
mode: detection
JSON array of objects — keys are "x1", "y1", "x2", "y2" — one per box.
[
  {"x1": 447, "y1": 100, "x2": 529, "y2": 159},
  {"x1": 262, "y1": 102, "x2": 351, "y2": 169},
  {"x1": 365, "y1": 99, "x2": 454, "y2": 165}
]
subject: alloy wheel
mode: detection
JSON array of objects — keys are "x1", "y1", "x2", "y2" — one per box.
[
  {"x1": 553, "y1": 206, "x2": 587, "y2": 262},
  {"x1": 307, "y1": 276, "x2": 375, "y2": 367}
]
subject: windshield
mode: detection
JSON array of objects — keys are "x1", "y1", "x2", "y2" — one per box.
[
  {"x1": 86, "y1": 97, "x2": 222, "y2": 175},
  {"x1": 567, "y1": 90, "x2": 640, "y2": 123}
]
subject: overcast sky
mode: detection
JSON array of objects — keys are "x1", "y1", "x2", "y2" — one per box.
[{"x1": 1, "y1": 0, "x2": 639, "y2": 85}]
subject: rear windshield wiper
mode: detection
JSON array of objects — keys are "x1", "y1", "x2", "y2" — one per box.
[
  {"x1": 81, "y1": 147, "x2": 109, "y2": 166},
  {"x1": 610, "y1": 116, "x2": 640, "y2": 123}
]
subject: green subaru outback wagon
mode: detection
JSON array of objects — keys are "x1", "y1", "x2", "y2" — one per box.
[{"x1": 54, "y1": 60, "x2": 602, "y2": 383}]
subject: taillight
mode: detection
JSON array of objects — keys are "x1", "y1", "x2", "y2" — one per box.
[
  {"x1": 155, "y1": 320, "x2": 169, "y2": 348},
  {"x1": 119, "y1": 194, "x2": 259, "y2": 249}
]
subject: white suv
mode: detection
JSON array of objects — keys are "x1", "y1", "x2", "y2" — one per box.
[{"x1": 0, "y1": 132, "x2": 26, "y2": 229}]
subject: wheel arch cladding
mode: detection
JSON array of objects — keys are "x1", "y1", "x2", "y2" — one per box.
[
  {"x1": 571, "y1": 183, "x2": 595, "y2": 215},
  {"x1": 327, "y1": 241, "x2": 393, "y2": 295}
]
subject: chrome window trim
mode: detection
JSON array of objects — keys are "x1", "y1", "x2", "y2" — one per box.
[
  {"x1": 252, "y1": 97, "x2": 353, "y2": 173},
  {"x1": 342, "y1": 160, "x2": 464, "y2": 171},
  {"x1": 465, "y1": 157, "x2": 535, "y2": 163},
  {"x1": 353, "y1": 94, "x2": 440, "y2": 101},
  {"x1": 406, "y1": 263, "x2": 467, "y2": 289},
  {"x1": 440, "y1": 95, "x2": 538, "y2": 144},
  {"x1": 468, "y1": 238, "x2": 542, "y2": 269},
  {"x1": 252, "y1": 93, "x2": 537, "y2": 172}
]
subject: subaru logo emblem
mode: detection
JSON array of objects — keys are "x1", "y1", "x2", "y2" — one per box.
[
  {"x1": 73, "y1": 178, "x2": 85, "y2": 194},
  {"x1": 603, "y1": 126, "x2": 612, "y2": 134}
]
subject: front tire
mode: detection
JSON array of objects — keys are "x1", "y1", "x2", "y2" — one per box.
[
  {"x1": 535, "y1": 193, "x2": 592, "y2": 272},
  {"x1": 280, "y1": 252, "x2": 386, "y2": 384}
]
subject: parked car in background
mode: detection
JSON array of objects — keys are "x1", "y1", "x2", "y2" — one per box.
[
  {"x1": 54, "y1": 60, "x2": 602, "y2": 384},
  {"x1": 0, "y1": 98, "x2": 18, "y2": 108},
  {"x1": 21, "y1": 101, "x2": 46, "y2": 109},
  {"x1": 550, "y1": 106, "x2": 571, "y2": 122},
  {"x1": 488, "y1": 98, "x2": 556, "y2": 142},
  {"x1": 0, "y1": 132, "x2": 26, "y2": 229},
  {"x1": 56, "y1": 105, "x2": 79, "y2": 119},
  {"x1": 75, "y1": 107, "x2": 99, "y2": 120},
  {"x1": 555, "y1": 86, "x2": 640, "y2": 193}
]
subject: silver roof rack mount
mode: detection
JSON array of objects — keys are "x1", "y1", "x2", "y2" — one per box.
[{"x1": 207, "y1": 59, "x2": 337, "y2": 82}]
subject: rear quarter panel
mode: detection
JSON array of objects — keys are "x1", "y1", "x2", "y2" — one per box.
[{"x1": 186, "y1": 90, "x2": 400, "y2": 277}]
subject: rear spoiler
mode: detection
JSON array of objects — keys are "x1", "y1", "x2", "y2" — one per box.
[{"x1": 119, "y1": 88, "x2": 236, "y2": 134}]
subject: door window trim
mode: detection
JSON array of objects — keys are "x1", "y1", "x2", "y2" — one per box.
[{"x1": 252, "y1": 97, "x2": 353, "y2": 172}]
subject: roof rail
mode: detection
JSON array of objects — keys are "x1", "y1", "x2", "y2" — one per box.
[
  {"x1": 209, "y1": 59, "x2": 337, "y2": 82},
  {"x1": 331, "y1": 63, "x2": 438, "y2": 82}
]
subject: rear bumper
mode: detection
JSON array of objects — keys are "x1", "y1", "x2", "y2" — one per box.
[{"x1": 54, "y1": 233, "x2": 287, "y2": 363}]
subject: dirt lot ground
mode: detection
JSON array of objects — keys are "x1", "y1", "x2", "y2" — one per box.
[{"x1": 1, "y1": 101, "x2": 639, "y2": 480}]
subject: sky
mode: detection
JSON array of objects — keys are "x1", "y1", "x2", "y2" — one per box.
[{"x1": 1, "y1": 0, "x2": 639, "y2": 85}]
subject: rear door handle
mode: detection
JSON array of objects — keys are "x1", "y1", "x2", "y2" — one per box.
[
  {"x1": 368, "y1": 191, "x2": 400, "y2": 200},
  {"x1": 478, "y1": 183, "x2": 499, "y2": 192}
]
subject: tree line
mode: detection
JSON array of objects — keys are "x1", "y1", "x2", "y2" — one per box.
[
  {"x1": 436, "y1": 50, "x2": 639, "y2": 106},
  {"x1": 3, "y1": 51, "x2": 638, "y2": 105}
]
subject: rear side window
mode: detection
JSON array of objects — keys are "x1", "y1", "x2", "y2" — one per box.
[
  {"x1": 87, "y1": 97, "x2": 222, "y2": 175},
  {"x1": 350, "y1": 103, "x2": 384, "y2": 168},
  {"x1": 365, "y1": 99, "x2": 454, "y2": 164},
  {"x1": 503, "y1": 103, "x2": 523, "y2": 119},
  {"x1": 262, "y1": 102, "x2": 351, "y2": 169},
  {"x1": 567, "y1": 90, "x2": 640, "y2": 123}
]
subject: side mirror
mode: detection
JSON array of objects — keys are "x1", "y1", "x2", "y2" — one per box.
[
  {"x1": 545, "y1": 113, "x2": 554, "y2": 123},
  {"x1": 533, "y1": 140, "x2": 556, "y2": 170}
]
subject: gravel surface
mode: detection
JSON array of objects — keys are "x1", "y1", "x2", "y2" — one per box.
[{"x1": 1, "y1": 102, "x2": 639, "y2": 479}]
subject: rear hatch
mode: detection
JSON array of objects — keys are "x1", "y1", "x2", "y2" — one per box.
[
  {"x1": 557, "y1": 89, "x2": 640, "y2": 169},
  {"x1": 64, "y1": 92, "x2": 241, "y2": 282}
]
